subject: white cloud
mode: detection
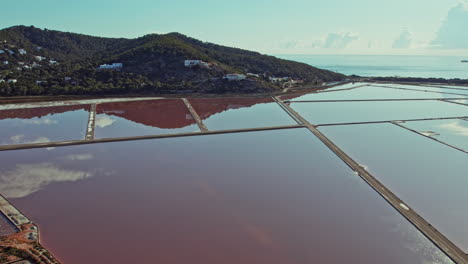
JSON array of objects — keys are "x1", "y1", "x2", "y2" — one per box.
[
  {"x1": 439, "y1": 121, "x2": 468, "y2": 136},
  {"x1": 95, "y1": 115, "x2": 116, "y2": 128},
  {"x1": 10, "y1": 134, "x2": 25, "y2": 144},
  {"x1": 392, "y1": 29, "x2": 412, "y2": 49},
  {"x1": 323, "y1": 32, "x2": 359, "y2": 49},
  {"x1": 0, "y1": 163, "x2": 93, "y2": 198},
  {"x1": 64, "y1": 154, "x2": 94, "y2": 161},
  {"x1": 9, "y1": 135, "x2": 50, "y2": 144},
  {"x1": 21, "y1": 118, "x2": 58, "y2": 125},
  {"x1": 432, "y1": 1, "x2": 468, "y2": 49},
  {"x1": 278, "y1": 40, "x2": 299, "y2": 50}
]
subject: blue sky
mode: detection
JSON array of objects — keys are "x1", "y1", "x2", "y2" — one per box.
[{"x1": 2, "y1": 0, "x2": 467, "y2": 55}]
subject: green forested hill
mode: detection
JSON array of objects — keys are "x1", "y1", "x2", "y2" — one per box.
[{"x1": 0, "y1": 26, "x2": 345, "y2": 96}]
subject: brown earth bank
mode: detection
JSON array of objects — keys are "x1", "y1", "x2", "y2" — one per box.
[{"x1": 0, "y1": 224, "x2": 60, "y2": 264}]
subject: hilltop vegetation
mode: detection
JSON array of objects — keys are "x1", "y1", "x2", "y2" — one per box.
[{"x1": 0, "y1": 26, "x2": 345, "y2": 96}]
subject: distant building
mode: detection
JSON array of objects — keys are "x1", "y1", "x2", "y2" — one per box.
[
  {"x1": 19, "y1": 49, "x2": 27, "y2": 55},
  {"x1": 2, "y1": 61, "x2": 8, "y2": 65},
  {"x1": 0, "y1": 79, "x2": 5, "y2": 83},
  {"x1": 49, "y1": 60, "x2": 58, "y2": 65},
  {"x1": 247, "y1": 73, "x2": 260, "y2": 78},
  {"x1": 18, "y1": 62, "x2": 25, "y2": 65},
  {"x1": 7, "y1": 79, "x2": 17, "y2": 83},
  {"x1": 269, "y1": 76, "x2": 290, "y2": 83},
  {"x1": 224, "y1": 74, "x2": 246, "y2": 81},
  {"x1": 35, "y1": 47, "x2": 43, "y2": 51},
  {"x1": 34, "y1": 56, "x2": 46, "y2": 61},
  {"x1": 0, "y1": 50, "x2": 5, "y2": 54},
  {"x1": 184, "y1": 60, "x2": 209, "y2": 68},
  {"x1": 99, "y1": 63, "x2": 123, "y2": 69},
  {"x1": 64, "y1": 77, "x2": 72, "y2": 81},
  {"x1": 36, "y1": 81, "x2": 44, "y2": 84},
  {"x1": 7, "y1": 49, "x2": 14, "y2": 55}
]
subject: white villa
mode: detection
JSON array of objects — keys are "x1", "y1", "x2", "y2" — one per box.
[
  {"x1": 34, "y1": 56, "x2": 46, "y2": 61},
  {"x1": 247, "y1": 73, "x2": 260, "y2": 78},
  {"x1": 269, "y1": 76, "x2": 290, "y2": 83},
  {"x1": 224, "y1": 74, "x2": 246, "y2": 81},
  {"x1": 7, "y1": 79, "x2": 17, "y2": 84},
  {"x1": 2, "y1": 61, "x2": 8, "y2": 65},
  {"x1": 184, "y1": 60, "x2": 209, "y2": 68},
  {"x1": 99, "y1": 63, "x2": 123, "y2": 69},
  {"x1": 19, "y1": 49, "x2": 27, "y2": 55}
]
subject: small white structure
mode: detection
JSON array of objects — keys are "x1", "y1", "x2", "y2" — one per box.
[
  {"x1": 184, "y1": 60, "x2": 209, "y2": 68},
  {"x1": 0, "y1": 79, "x2": 5, "y2": 83},
  {"x1": 247, "y1": 73, "x2": 260, "y2": 78},
  {"x1": 64, "y1": 77, "x2": 72, "y2": 81},
  {"x1": 34, "y1": 56, "x2": 46, "y2": 61},
  {"x1": 99, "y1": 63, "x2": 123, "y2": 69},
  {"x1": 0, "y1": 50, "x2": 5, "y2": 54},
  {"x1": 2, "y1": 61, "x2": 8, "y2": 65},
  {"x1": 49, "y1": 60, "x2": 58, "y2": 65},
  {"x1": 7, "y1": 49, "x2": 14, "y2": 55},
  {"x1": 19, "y1": 49, "x2": 27, "y2": 55},
  {"x1": 224, "y1": 74, "x2": 246, "y2": 81},
  {"x1": 269, "y1": 76, "x2": 290, "y2": 83},
  {"x1": 18, "y1": 62, "x2": 25, "y2": 65},
  {"x1": 7, "y1": 79, "x2": 17, "y2": 84},
  {"x1": 36, "y1": 81, "x2": 44, "y2": 84}
]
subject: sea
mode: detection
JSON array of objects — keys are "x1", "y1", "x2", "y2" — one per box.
[{"x1": 277, "y1": 55, "x2": 468, "y2": 79}]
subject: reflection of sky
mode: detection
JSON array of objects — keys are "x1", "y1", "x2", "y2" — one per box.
[
  {"x1": 95, "y1": 115, "x2": 116, "y2": 128},
  {"x1": 439, "y1": 120, "x2": 468, "y2": 137},
  {"x1": 21, "y1": 118, "x2": 59, "y2": 125},
  {"x1": 0, "y1": 153, "x2": 95, "y2": 198},
  {"x1": 0, "y1": 109, "x2": 89, "y2": 146}
]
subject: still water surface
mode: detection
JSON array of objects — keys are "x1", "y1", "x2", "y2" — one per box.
[
  {"x1": 0, "y1": 105, "x2": 89, "y2": 145},
  {"x1": 0, "y1": 129, "x2": 452, "y2": 264},
  {"x1": 320, "y1": 123, "x2": 468, "y2": 252}
]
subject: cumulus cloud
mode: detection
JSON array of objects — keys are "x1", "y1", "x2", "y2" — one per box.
[
  {"x1": 323, "y1": 32, "x2": 359, "y2": 49},
  {"x1": 279, "y1": 40, "x2": 299, "y2": 50},
  {"x1": 432, "y1": 1, "x2": 468, "y2": 49},
  {"x1": 392, "y1": 29, "x2": 412, "y2": 49},
  {"x1": 21, "y1": 118, "x2": 58, "y2": 125},
  {"x1": 64, "y1": 153, "x2": 94, "y2": 161},
  {"x1": 9, "y1": 135, "x2": 51, "y2": 144},
  {"x1": 0, "y1": 163, "x2": 93, "y2": 198},
  {"x1": 95, "y1": 115, "x2": 116, "y2": 128},
  {"x1": 439, "y1": 120, "x2": 468, "y2": 136}
]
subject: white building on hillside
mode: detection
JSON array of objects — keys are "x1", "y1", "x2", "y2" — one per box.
[
  {"x1": 184, "y1": 60, "x2": 209, "y2": 68},
  {"x1": 2, "y1": 61, "x2": 8, "y2": 65},
  {"x1": 99, "y1": 63, "x2": 123, "y2": 69},
  {"x1": 0, "y1": 50, "x2": 5, "y2": 54},
  {"x1": 35, "y1": 56, "x2": 46, "y2": 61},
  {"x1": 269, "y1": 76, "x2": 290, "y2": 83},
  {"x1": 247, "y1": 73, "x2": 260, "y2": 78},
  {"x1": 7, "y1": 79, "x2": 17, "y2": 83},
  {"x1": 224, "y1": 74, "x2": 246, "y2": 81},
  {"x1": 19, "y1": 49, "x2": 27, "y2": 55}
]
